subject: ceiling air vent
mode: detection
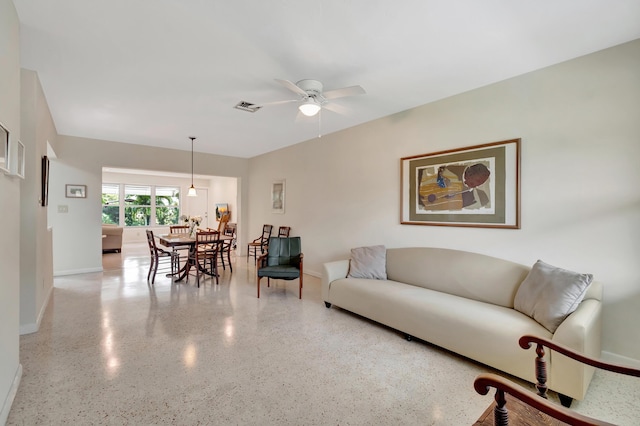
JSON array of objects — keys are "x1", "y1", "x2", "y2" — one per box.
[{"x1": 234, "y1": 101, "x2": 262, "y2": 113}]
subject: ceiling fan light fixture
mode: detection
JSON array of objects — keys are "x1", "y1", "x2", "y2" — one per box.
[{"x1": 299, "y1": 98, "x2": 321, "y2": 116}]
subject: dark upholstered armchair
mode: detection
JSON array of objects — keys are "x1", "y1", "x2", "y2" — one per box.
[{"x1": 256, "y1": 237, "x2": 303, "y2": 299}]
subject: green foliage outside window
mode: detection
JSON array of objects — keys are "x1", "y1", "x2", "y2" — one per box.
[
  {"x1": 102, "y1": 184, "x2": 181, "y2": 226},
  {"x1": 125, "y1": 186, "x2": 151, "y2": 226},
  {"x1": 155, "y1": 187, "x2": 180, "y2": 225},
  {"x1": 102, "y1": 184, "x2": 120, "y2": 224}
]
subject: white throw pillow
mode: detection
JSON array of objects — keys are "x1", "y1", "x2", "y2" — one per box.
[
  {"x1": 347, "y1": 245, "x2": 387, "y2": 280},
  {"x1": 514, "y1": 260, "x2": 593, "y2": 333}
]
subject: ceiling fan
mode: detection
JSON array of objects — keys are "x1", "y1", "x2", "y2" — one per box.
[{"x1": 255, "y1": 79, "x2": 366, "y2": 117}]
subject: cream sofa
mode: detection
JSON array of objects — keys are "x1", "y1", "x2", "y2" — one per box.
[
  {"x1": 322, "y1": 247, "x2": 602, "y2": 403},
  {"x1": 102, "y1": 224, "x2": 123, "y2": 253}
]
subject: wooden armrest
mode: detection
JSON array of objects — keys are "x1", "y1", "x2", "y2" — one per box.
[
  {"x1": 257, "y1": 252, "x2": 268, "y2": 265},
  {"x1": 519, "y1": 335, "x2": 640, "y2": 377},
  {"x1": 474, "y1": 373, "x2": 615, "y2": 426}
]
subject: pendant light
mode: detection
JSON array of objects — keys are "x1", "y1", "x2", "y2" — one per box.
[{"x1": 187, "y1": 136, "x2": 197, "y2": 197}]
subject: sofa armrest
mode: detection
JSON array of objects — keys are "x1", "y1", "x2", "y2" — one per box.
[
  {"x1": 549, "y1": 298, "x2": 602, "y2": 400},
  {"x1": 321, "y1": 260, "x2": 350, "y2": 302}
]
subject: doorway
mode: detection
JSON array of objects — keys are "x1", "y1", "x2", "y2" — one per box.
[{"x1": 188, "y1": 188, "x2": 210, "y2": 229}]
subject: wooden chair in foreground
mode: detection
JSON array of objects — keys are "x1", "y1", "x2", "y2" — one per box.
[
  {"x1": 256, "y1": 237, "x2": 303, "y2": 299},
  {"x1": 247, "y1": 224, "x2": 273, "y2": 263},
  {"x1": 473, "y1": 335, "x2": 640, "y2": 426}
]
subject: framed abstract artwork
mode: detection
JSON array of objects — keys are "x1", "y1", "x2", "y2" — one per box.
[{"x1": 400, "y1": 139, "x2": 520, "y2": 228}]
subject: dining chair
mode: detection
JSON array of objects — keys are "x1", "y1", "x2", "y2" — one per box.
[
  {"x1": 168, "y1": 225, "x2": 190, "y2": 266},
  {"x1": 170, "y1": 225, "x2": 189, "y2": 234},
  {"x1": 188, "y1": 230, "x2": 221, "y2": 287},
  {"x1": 277, "y1": 226, "x2": 291, "y2": 237},
  {"x1": 225, "y1": 223, "x2": 237, "y2": 249},
  {"x1": 247, "y1": 224, "x2": 273, "y2": 264},
  {"x1": 218, "y1": 223, "x2": 236, "y2": 272},
  {"x1": 145, "y1": 230, "x2": 178, "y2": 284},
  {"x1": 256, "y1": 237, "x2": 303, "y2": 298}
]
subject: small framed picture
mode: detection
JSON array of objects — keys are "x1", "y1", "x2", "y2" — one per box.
[
  {"x1": 66, "y1": 184, "x2": 87, "y2": 198},
  {"x1": 0, "y1": 121, "x2": 9, "y2": 174},
  {"x1": 271, "y1": 180, "x2": 285, "y2": 214},
  {"x1": 12, "y1": 140, "x2": 25, "y2": 179}
]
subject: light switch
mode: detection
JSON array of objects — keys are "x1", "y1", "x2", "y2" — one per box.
[{"x1": 58, "y1": 205, "x2": 69, "y2": 213}]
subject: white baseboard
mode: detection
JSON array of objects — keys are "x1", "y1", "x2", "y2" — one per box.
[
  {"x1": 601, "y1": 351, "x2": 640, "y2": 368},
  {"x1": 19, "y1": 323, "x2": 38, "y2": 335},
  {"x1": 19, "y1": 284, "x2": 54, "y2": 335},
  {"x1": 0, "y1": 364, "x2": 22, "y2": 426},
  {"x1": 54, "y1": 266, "x2": 103, "y2": 277},
  {"x1": 305, "y1": 269, "x2": 321, "y2": 278}
]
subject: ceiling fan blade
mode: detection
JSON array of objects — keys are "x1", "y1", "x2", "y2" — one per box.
[
  {"x1": 323, "y1": 85, "x2": 366, "y2": 100},
  {"x1": 322, "y1": 101, "x2": 350, "y2": 115},
  {"x1": 254, "y1": 99, "x2": 298, "y2": 108},
  {"x1": 275, "y1": 79, "x2": 308, "y2": 97}
]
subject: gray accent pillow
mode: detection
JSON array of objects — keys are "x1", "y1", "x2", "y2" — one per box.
[
  {"x1": 347, "y1": 245, "x2": 387, "y2": 280},
  {"x1": 514, "y1": 260, "x2": 593, "y2": 333}
]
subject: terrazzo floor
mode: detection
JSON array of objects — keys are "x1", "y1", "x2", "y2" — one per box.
[{"x1": 7, "y1": 243, "x2": 640, "y2": 425}]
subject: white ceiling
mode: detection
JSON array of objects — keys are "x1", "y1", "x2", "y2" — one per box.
[{"x1": 13, "y1": 1, "x2": 640, "y2": 158}]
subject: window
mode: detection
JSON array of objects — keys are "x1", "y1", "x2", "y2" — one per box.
[
  {"x1": 124, "y1": 185, "x2": 151, "y2": 226},
  {"x1": 155, "y1": 186, "x2": 180, "y2": 225},
  {"x1": 101, "y1": 183, "x2": 120, "y2": 224},
  {"x1": 102, "y1": 183, "x2": 182, "y2": 227}
]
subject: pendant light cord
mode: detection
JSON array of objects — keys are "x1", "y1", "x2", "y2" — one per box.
[{"x1": 190, "y1": 136, "x2": 195, "y2": 186}]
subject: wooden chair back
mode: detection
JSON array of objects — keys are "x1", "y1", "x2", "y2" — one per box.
[
  {"x1": 278, "y1": 226, "x2": 291, "y2": 237},
  {"x1": 170, "y1": 225, "x2": 189, "y2": 234},
  {"x1": 473, "y1": 335, "x2": 640, "y2": 426}
]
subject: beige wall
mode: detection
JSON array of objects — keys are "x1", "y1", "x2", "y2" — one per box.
[
  {"x1": 248, "y1": 40, "x2": 640, "y2": 361},
  {"x1": 0, "y1": 0, "x2": 22, "y2": 422}
]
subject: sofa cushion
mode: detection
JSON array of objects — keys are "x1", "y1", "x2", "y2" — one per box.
[
  {"x1": 514, "y1": 260, "x2": 593, "y2": 333},
  {"x1": 347, "y1": 245, "x2": 387, "y2": 280}
]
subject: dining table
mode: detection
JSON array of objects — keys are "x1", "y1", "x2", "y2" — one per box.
[{"x1": 157, "y1": 233, "x2": 233, "y2": 282}]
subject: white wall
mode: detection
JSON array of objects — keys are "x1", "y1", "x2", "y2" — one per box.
[
  {"x1": 0, "y1": 0, "x2": 22, "y2": 423},
  {"x1": 248, "y1": 40, "x2": 640, "y2": 361},
  {"x1": 49, "y1": 136, "x2": 249, "y2": 275},
  {"x1": 20, "y1": 69, "x2": 55, "y2": 334}
]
